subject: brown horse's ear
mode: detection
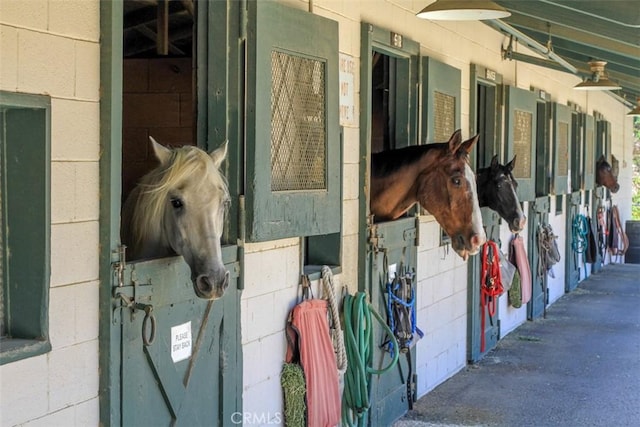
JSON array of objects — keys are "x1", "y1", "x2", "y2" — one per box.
[
  {"x1": 448, "y1": 129, "x2": 463, "y2": 153},
  {"x1": 150, "y1": 136, "x2": 172, "y2": 165},
  {"x1": 506, "y1": 155, "x2": 517, "y2": 172},
  {"x1": 611, "y1": 154, "x2": 619, "y2": 176},
  {"x1": 455, "y1": 134, "x2": 479, "y2": 156}
]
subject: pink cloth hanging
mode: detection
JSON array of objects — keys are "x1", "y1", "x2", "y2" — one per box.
[{"x1": 286, "y1": 299, "x2": 340, "y2": 427}]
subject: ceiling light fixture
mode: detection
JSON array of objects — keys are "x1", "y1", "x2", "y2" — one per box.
[
  {"x1": 416, "y1": 0, "x2": 511, "y2": 21},
  {"x1": 573, "y1": 60, "x2": 621, "y2": 91},
  {"x1": 628, "y1": 98, "x2": 640, "y2": 117}
]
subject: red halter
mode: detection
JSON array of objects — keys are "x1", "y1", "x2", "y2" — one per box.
[{"x1": 480, "y1": 240, "x2": 503, "y2": 353}]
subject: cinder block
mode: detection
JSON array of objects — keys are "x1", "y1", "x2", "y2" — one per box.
[
  {"x1": 50, "y1": 221, "x2": 99, "y2": 286},
  {"x1": 51, "y1": 98, "x2": 100, "y2": 161},
  {"x1": 18, "y1": 29, "x2": 75, "y2": 97},
  {"x1": 75, "y1": 397, "x2": 100, "y2": 426},
  {"x1": 74, "y1": 40, "x2": 100, "y2": 101},
  {"x1": 242, "y1": 246, "x2": 299, "y2": 299},
  {"x1": 51, "y1": 161, "x2": 99, "y2": 223},
  {"x1": 342, "y1": 199, "x2": 359, "y2": 236},
  {"x1": 49, "y1": 285, "x2": 77, "y2": 349},
  {"x1": 0, "y1": 0, "x2": 48, "y2": 30},
  {"x1": 73, "y1": 161, "x2": 99, "y2": 221},
  {"x1": 242, "y1": 293, "x2": 277, "y2": 343},
  {"x1": 48, "y1": 0, "x2": 99, "y2": 41},
  {"x1": 243, "y1": 333, "x2": 286, "y2": 389},
  {"x1": 343, "y1": 163, "x2": 359, "y2": 200},
  {"x1": 22, "y1": 406, "x2": 74, "y2": 427},
  {"x1": 1, "y1": 25, "x2": 18, "y2": 91},
  {"x1": 0, "y1": 354, "x2": 49, "y2": 426},
  {"x1": 51, "y1": 162, "x2": 76, "y2": 224},
  {"x1": 242, "y1": 378, "x2": 284, "y2": 425},
  {"x1": 48, "y1": 340, "x2": 99, "y2": 411}
]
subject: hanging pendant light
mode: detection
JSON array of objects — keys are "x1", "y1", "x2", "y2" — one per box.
[
  {"x1": 627, "y1": 98, "x2": 640, "y2": 116},
  {"x1": 416, "y1": 0, "x2": 511, "y2": 21},
  {"x1": 573, "y1": 60, "x2": 621, "y2": 91}
]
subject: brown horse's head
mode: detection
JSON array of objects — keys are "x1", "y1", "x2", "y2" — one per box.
[
  {"x1": 417, "y1": 131, "x2": 486, "y2": 260},
  {"x1": 596, "y1": 154, "x2": 620, "y2": 193}
]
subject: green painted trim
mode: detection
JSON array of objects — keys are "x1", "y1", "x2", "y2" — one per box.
[
  {"x1": 583, "y1": 114, "x2": 596, "y2": 191},
  {"x1": 98, "y1": 0, "x2": 123, "y2": 425},
  {"x1": 505, "y1": 86, "x2": 537, "y2": 202},
  {"x1": 358, "y1": 23, "x2": 373, "y2": 292},
  {"x1": 245, "y1": 1, "x2": 341, "y2": 242},
  {"x1": 552, "y1": 102, "x2": 572, "y2": 194},
  {"x1": 0, "y1": 92, "x2": 51, "y2": 365}
]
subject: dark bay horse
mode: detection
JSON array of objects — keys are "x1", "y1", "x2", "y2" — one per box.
[
  {"x1": 596, "y1": 154, "x2": 620, "y2": 193},
  {"x1": 371, "y1": 130, "x2": 486, "y2": 260},
  {"x1": 121, "y1": 137, "x2": 231, "y2": 300},
  {"x1": 476, "y1": 155, "x2": 527, "y2": 232}
]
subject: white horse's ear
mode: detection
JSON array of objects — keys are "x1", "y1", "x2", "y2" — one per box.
[
  {"x1": 149, "y1": 136, "x2": 172, "y2": 165},
  {"x1": 210, "y1": 140, "x2": 228, "y2": 168}
]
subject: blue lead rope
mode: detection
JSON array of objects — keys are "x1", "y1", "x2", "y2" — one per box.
[
  {"x1": 384, "y1": 271, "x2": 424, "y2": 359},
  {"x1": 572, "y1": 214, "x2": 589, "y2": 278}
]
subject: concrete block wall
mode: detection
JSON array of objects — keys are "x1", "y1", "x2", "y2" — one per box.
[{"x1": 0, "y1": 1, "x2": 100, "y2": 426}]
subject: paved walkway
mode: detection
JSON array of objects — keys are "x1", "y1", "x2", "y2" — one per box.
[{"x1": 395, "y1": 263, "x2": 640, "y2": 427}]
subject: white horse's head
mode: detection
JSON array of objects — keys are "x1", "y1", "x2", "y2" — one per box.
[{"x1": 128, "y1": 137, "x2": 230, "y2": 300}]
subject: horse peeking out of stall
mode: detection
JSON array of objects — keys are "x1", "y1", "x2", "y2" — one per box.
[
  {"x1": 370, "y1": 129, "x2": 486, "y2": 260},
  {"x1": 476, "y1": 155, "x2": 527, "y2": 232},
  {"x1": 121, "y1": 137, "x2": 231, "y2": 300},
  {"x1": 596, "y1": 154, "x2": 620, "y2": 193}
]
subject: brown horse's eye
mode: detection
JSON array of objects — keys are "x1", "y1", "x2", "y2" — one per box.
[{"x1": 452, "y1": 177, "x2": 461, "y2": 186}]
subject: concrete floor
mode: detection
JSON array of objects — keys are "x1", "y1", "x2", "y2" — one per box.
[{"x1": 394, "y1": 263, "x2": 640, "y2": 427}]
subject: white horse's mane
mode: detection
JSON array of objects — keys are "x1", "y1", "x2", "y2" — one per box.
[{"x1": 131, "y1": 145, "x2": 229, "y2": 249}]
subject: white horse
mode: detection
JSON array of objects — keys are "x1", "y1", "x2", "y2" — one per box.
[{"x1": 121, "y1": 137, "x2": 230, "y2": 300}]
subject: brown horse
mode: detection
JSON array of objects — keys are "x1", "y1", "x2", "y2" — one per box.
[
  {"x1": 596, "y1": 154, "x2": 620, "y2": 193},
  {"x1": 371, "y1": 130, "x2": 486, "y2": 260}
]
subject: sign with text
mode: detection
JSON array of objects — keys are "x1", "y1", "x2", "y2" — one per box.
[
  {"x1": 339, "y1": 53, "x2": 356, "y2": 126},
  {"x1": 171, "y1": 321, "x2": 192, "y2": 363}
]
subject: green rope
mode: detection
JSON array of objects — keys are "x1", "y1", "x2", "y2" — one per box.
[
  {"x1": 572, "y1": 214, "x2": 589, "y2": 277},
  {"x1": 281, "y1": 363, "x2": 306, "y2": 427},
  {"x1": 341, "y1": 292, "x2": 399, "y2": 427}
]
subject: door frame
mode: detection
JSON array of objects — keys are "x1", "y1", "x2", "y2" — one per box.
[
  {"x1": 467, "y1": 64, "x2": 503, "y2": 363},
  {"x1": 98, "y1": 2, "x2": 242, "y2": 424}
]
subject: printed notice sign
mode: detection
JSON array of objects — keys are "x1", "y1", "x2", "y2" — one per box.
[
  {"x1": 339, "y1": 53, "x2": 356, "y2": 126},
  {"x1": 171, "y1": 321, "x2": 192, "y2": 363}
]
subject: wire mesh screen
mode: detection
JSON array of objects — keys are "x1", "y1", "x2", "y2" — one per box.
[
  {"x1": 586, "y1": 128, "x2": 594, "y2": 175},
  {"x1": 512, "y1": 109, "x2": 532, "y2": 179},
  {"x1": 557, "y1": 122, "x2": 569, "y2": 176},
  {"x1": 270, "y1": 50, "x2": 327, "y2": 191},
  {"x1": 433, "y1": 91, "x2": 456, "y2": 142}
]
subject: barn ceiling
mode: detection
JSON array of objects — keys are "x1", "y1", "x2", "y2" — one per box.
[
  {"x1": 490, "y1": 0, "x2": 640, "y2": 107},
  {"x1": 122, "y1": 1, "x2": 639, "y2": 107}
]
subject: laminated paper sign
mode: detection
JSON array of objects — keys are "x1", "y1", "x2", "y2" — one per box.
[{"x1": 171, "y1": 321, "x2": 192, "y2": 363}]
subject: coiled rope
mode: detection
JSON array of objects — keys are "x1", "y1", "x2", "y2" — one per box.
[
  {"x1": 342, "y1": 292, "x2": 399, "y2": 427},
  {"x1": 321, "y1": 266, "x2": 348, "y2": 375}
]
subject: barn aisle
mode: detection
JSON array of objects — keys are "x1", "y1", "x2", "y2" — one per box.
[{"x1": 396, "y1": 263, "x2": 640, "y2": 427}]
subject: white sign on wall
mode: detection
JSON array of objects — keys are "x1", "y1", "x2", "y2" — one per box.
[
  {"x1": 339, "y1": 53, "x2": 356, "y2": 126},
  {"x1": 171, "y1": 321, "x2": 192, "y2": 363}
]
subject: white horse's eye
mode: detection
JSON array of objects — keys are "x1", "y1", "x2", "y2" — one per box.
[{"x1": 170, "y1": 198, "x2": 184, "y2": 209}]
